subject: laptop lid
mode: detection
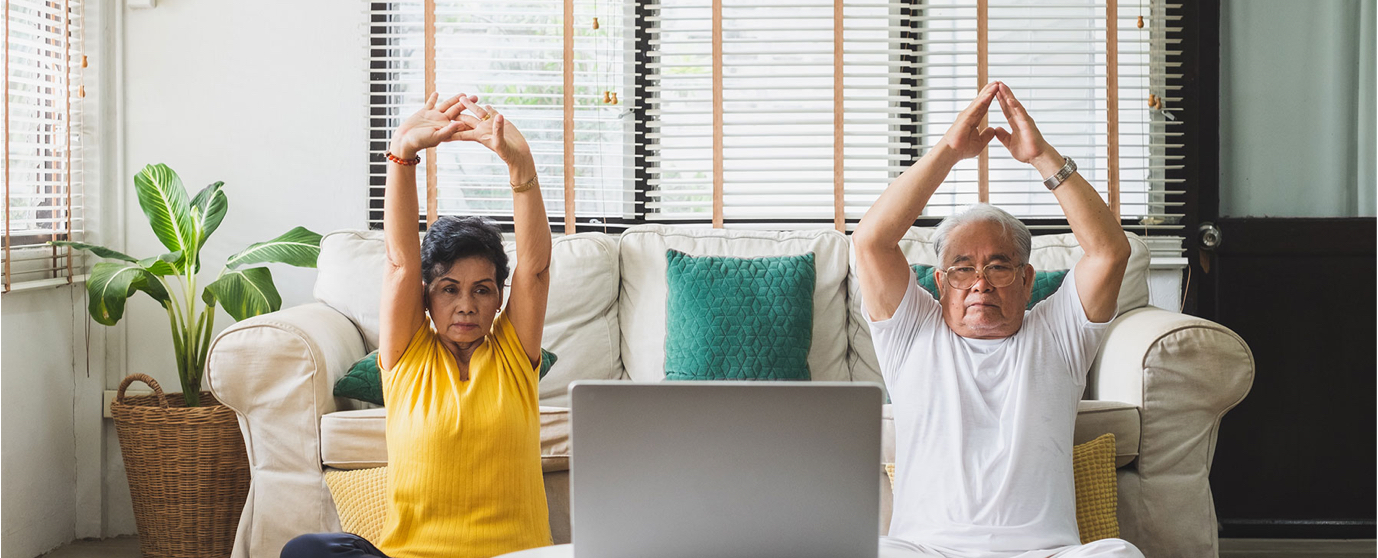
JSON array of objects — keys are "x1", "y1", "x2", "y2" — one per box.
[{"x1": 569, "y1": 381, "x2": 883, "y2": 558}]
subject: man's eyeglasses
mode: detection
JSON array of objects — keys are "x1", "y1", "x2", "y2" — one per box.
[{"x1": 942, "y1": 263, "x2": 1022, "y2": 290}]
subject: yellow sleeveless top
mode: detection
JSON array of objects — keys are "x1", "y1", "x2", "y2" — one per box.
[{"x1": 376, "y1": 312, "x2": 552, "y2": 558}]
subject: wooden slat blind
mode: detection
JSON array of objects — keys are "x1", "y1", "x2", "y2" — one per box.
[
  {"x1": 4, "y1": 0, "x2": 84, "y2": 291},
  {"x1": 368, "y1": 0, "x2": 1185, "y2": 255},
  {"x1": 367, "y1": 0, "x2": 634, "y2": 231}
]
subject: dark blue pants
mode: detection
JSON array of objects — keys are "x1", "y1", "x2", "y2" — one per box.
[{"x1": 281, "y1": 533, "x2": 390, "y2": 558}]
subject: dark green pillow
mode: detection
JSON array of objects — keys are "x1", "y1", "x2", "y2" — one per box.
[
  {"x1": 664, "y1": 249, "x2": 815, "y2": 381},
  {"x1": 333, "y1": 347, "x2": 558, "y2": 406},
  {"x1": 911, "y1": 264, "x2": 1068, "y2": 310}
]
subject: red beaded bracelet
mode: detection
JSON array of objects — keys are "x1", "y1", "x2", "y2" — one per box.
[{"x1": 385, "y1": 151, "x2": 421, "y2": 166}]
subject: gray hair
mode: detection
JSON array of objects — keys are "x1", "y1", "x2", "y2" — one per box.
[{"x1": 931, "y1": 203, "x2": 1032, "y2": 266}]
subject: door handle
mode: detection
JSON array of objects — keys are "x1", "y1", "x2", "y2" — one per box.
[{"x1": 1198, "y1": 222, "x2": 1223, "y2": 250}]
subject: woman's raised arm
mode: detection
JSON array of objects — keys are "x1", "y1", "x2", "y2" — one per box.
[
  {"x1": 450, "y1": 98, "x2": 550, "y2": 368},
  {"x1": 379, "y1": 92, "x2": 475, "y2": 371}
]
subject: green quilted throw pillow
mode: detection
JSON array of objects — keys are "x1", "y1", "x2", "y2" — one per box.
[
  {"x1": 911, "y1": 264, "x2": 1068, "y2": 310},
  {"x1": 664, "y1": 249, "x2": 815, "y2": 381},
  {"x1": 333, "y1": 347, "x2": 559, "y2": 406}
]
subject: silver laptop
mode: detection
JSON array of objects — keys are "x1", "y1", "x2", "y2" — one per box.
[{"x1": 569, "y1": 381, "x2": 884, "y2": 558}]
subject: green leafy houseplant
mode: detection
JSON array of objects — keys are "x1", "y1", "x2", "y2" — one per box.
[{"x1": 53, "y1": 163, "x2": 322, "y2": 406}]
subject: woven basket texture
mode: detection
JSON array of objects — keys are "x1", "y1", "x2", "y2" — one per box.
[
  {"x1": 324, "y1": 466, "x2": 390, "y2": 544},
  {"x1": 884, "y1": 432, "x2": 1120, "y2": 543},
  {"x1": 110, "y1": 374, "x2": 250, "y2": 558}
]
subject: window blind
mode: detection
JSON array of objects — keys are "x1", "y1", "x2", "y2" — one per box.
[
  {"x1": 881, "y1": 0, "x2": 1183, "y2": 232},
  {"x1": 644, "y1": 0, "x2": 914, "y2": 228},
  {"x1": 642, "y1": 0, "x2": 1183, "y2": 247},
  {"x1": 370, "y1": 0, "x2": 1185, "y2": 253},
  {"x1": 4, "y1": 0, "x2": 85, "y2": 291},
  {"x1": 368, "y1": 0, "x2": 637, "y2": 232}
]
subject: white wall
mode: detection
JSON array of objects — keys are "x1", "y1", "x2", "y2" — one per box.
[
  {"x1": 1, "y1": 287, "x2": 85, "y2": 558},
  {"x1": 105, "y1": 0, "x2": 372, "y2": 535}
]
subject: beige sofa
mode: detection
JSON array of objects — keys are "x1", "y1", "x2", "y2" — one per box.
[{"x1": 207, "y1": 225, "x2": 1253, "y2": 558}]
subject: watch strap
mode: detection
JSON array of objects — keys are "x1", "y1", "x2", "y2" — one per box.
[{"x1": 1043, "y1": 156, "x2": 1076, "y2": 191}]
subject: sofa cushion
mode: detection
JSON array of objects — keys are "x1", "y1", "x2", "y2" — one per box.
[
  {"x1": 665, "y1": 250, "x2": 816, "y2": 381},
  {"x1": 1071, "y1": 433, "x2": 1121, "y2": 543},
  {"x1": 1073, "y1": 400, "x2": 1141, "y2": 468},
  {"x1": 619, "y1": 225, "x2": 852, "y2": 383},
  {"x1": 320, "y1": 407, "x2": 572, "y2": 472},
  {"x1": 313, "y1": 230, "x2": 623, "y2": 406},
  {"x1": 847, "y1": 228, "x2": 1152, "y2": 390}
]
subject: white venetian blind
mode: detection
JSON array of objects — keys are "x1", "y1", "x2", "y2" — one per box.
[
  {"x1": 845, "y1": 0, "x2": 1183, "y2": 247},
  {"x1": 368, "y1": 0, "x2": 635, "y2": 232},
  {"x1": 887, "y1": 0, "x2": 1182, "y2": 231},
  {"x1": 4, "y1": 0, "x2": 84, "y2": 291},
  {"x1": 644, "y1": 0, "x2": 912, "y2": 228},
  {"x1": 644, "y1": 0, "x2": 1183, "y2": 248}
]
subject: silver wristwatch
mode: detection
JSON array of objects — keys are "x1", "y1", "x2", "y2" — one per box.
[{"x1": 1042, "y1": 156, "x2": 1076, "y2": 191}]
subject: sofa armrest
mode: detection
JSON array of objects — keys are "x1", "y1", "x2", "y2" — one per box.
[
  {"x1": 1086, "y1": 306, "x2": 1255, "y2": 558},
  {"x1": 206, "y1": 302, "x2": 367, "y2": 558}
]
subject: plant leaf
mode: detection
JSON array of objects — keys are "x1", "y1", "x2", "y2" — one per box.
[
  {"x1": 86, "y1": 262, "x2": 170, "y2": 325},
  {"x1": 205, "y1": 267, "x2": 281, "y2": 321},
  {"x1": 138, "y1": 252, "x2": 182, "y2": 276},
  {"x1": 191, "y1": 181, "x2": 227, "y2": 247},
  {"x1": 202, "y1": 286, "x2": 217, "y2": 307},
  {"x1": 225, "y1": 226, "x2": 322, "y2": 270},
  {"x1": 133, "y1": 164, "x2": 197, "y2": 266},
  {"x1": 48, "y1": 241, "x2": 138, "y2": 262}
]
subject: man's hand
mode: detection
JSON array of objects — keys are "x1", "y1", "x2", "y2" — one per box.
[
  {"x1": 938, "y1": 81, "x2": 1001, "y2": 161},
  {"x1": 991, "y1": 82, "x2": 1061, "y2": 172}
]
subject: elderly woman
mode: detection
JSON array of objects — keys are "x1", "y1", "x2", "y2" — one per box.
[{"x1": 282, "y1": 93, "x2": 553, "y2": 558}]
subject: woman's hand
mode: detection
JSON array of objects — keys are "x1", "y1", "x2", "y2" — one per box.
[
  {"x1": 447, "y1": 96, "x2": 537, "y2": 184},
  {"x1": 938, "y1": 81, "x2": 1000, "y2": 160},
  {"x1": 389, "y1": 92, "x2": 477, "y2": 159},
  {"x1": 450, "y1": 96, "x2": 533, "y2": 167}
]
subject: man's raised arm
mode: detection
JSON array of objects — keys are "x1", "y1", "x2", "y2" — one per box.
[
  {"x1": 991, "y1": 82, "x2": 1131, "y2": 323},
  {"x1": 852, "y1": 82, "x2": 1000, "y2": 321}
]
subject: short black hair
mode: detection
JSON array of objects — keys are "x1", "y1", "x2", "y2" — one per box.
[{"x1": 420, "y1": 215, "x2": 510, "y2": 288}]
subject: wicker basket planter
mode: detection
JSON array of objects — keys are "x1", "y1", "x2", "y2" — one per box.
[{"x1": 111, "y1": 374, "x2": 250, "y2": 558}]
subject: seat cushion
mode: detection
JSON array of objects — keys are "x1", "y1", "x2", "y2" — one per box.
[
  {"x1": 320, "y1": 407, "x2": 572, "y2": 471},
  {"x1": 1073, "y1": 400, "x2": 1141, "y2": 468}
]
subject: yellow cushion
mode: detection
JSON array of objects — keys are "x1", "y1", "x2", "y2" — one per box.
[
  {"x1": 883, "y1": 433, "x2": 1119, "y2": 543},
  {"x1": 1071, "y1": 433, "x2": 1120, "y2": 543},
  {"x1": 324, "y1": 466, "x2": 389, "y2": 544}
]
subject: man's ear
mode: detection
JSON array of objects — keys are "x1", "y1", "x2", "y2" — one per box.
[
  {"x1": 1022, "y1": 263, "x2": 1036, "y2": 294},
  {"x1": 934, "y1": 268, "x2": 946, "y2": 299}
]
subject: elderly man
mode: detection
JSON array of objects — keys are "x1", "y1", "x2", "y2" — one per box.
[{"x1": 853, "y1": 81, "x2": 1143, "y2": 558}]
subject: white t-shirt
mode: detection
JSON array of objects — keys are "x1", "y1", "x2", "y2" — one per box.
[{"x1": 866, "y1": 264, "x2": 1109, "y2": 554}]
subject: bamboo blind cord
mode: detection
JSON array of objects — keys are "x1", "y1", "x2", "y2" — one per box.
[
  {"x1": 563, "y1": 0, "x2": 575, "y2": 234},
  {"x1": 711, "y1": 0, "x2": 724, "y2": 228},
  {"x1": 1106, "y1": 0, "x2": 1120, "y2": 216},
  {"x1": 423, "y1": 0, "x2": 437, "y2": 226},
  {"x1": 832, "y1": 0, "x2": 844, "y2": 232},
  {"x1": 976, "y1": 0, "x2": 988, "y2": 203},
  {"x1": 4, "y1": 0, "x2": 11, "y2": 292}
]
